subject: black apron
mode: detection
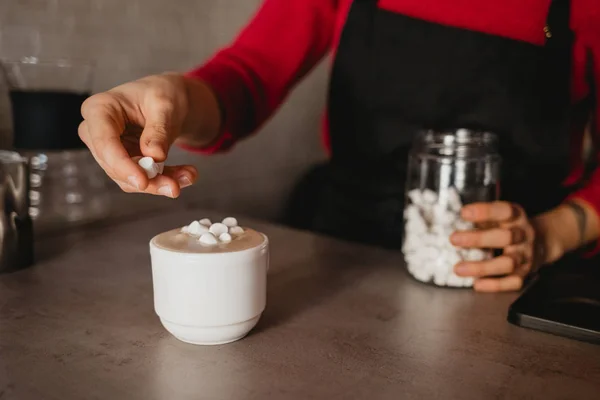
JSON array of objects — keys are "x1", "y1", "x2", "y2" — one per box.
[{"x1": 310, "y1": 0, "x2": 577, "y2": 249}]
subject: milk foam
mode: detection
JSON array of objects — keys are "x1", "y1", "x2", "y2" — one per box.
[{"x1": 152, "y1": 227, "x2": 265, "y2": 254}]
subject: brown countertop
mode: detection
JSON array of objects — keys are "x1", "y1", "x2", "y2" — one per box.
[{"x1": 1, "y1": 208, "x2": 599, "y2": 399}]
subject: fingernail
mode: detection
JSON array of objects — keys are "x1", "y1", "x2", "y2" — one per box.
[
  {"x1": 450, "y1": 232, "x2": 463, "y2": 245},
  {"x1": 462, "y1": 207, "x2": 474, "y2": 219},
  {"x1": 147, "y1": 140, "x2": 166, "y2": 154},
  {"x1": 177, "y1": 175, "x2": 192, "y2": 188},
  {"x1": 128, "y1": 175, "x2": 140, "y2": 190},
  {"x1": 158, "y1": 185, "x2": 173, "y2": 198},
  {"x1": 455, "y1": 264, "x2": 470, "y2": 275}
]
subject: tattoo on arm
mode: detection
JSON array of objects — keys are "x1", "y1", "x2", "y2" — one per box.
[{"x1": 565, "y1": 201, "x2": 588, "y2": 246}]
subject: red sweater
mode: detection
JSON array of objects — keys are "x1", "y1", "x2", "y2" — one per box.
[{"x1": 186, "y1": 0, "x2": 600, "y2": 219}]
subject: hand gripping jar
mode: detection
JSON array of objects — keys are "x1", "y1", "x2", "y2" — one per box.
[{"x1": 402, "y1": 129, "x2": 501, "y2": 288}]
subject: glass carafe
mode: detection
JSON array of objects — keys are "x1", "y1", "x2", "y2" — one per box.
[
  {"x1": 403, "y1": 129, "x2": 501, "y2": 288},
  {"x1": 1, "y1": 57, "x2": 111, "y2": 231}
]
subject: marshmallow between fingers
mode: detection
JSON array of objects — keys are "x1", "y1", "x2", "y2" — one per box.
[
  {"x1": 454, "y1": 219, "x2": 473, "y2": 231},
  {"x1": 137, "y1": 156, "x2": 162, "y2": 179},
  {"x1": 464, "y1": 248, "x2": 488, "y2": 262}
]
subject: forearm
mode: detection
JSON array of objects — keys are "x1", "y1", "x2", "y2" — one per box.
[
  {"x1": 175, "y1": 77, "x2": 223, "y2": 148},
  {"x1": 176, "y1": 0, "x2": 337, "y2": 153},
  {"x1": 532, "y1": 199, "x2": 600, "y2": 264}
]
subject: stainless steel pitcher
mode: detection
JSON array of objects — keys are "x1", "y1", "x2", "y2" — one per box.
[{"x1": 0, "y1": 150, "x2": 33, "y2": 273}]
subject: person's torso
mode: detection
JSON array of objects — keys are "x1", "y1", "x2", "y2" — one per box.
[
  {"x1": 322, "y1": 0, "x2": 591, "y2": 159},
  {"x1": 312, "y1": 0, "x2": 590, "y2": 247}
]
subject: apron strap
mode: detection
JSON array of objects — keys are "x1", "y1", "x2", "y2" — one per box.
[
  {"x1": 545, "y1": 0, "x2": 571, "y2": 44},
  {"x1": 540, "y1": 0, "x2": 573, "y2": 163},
  {"x1": 544, "y1": 0, "x2": 572, "y2": 80}
]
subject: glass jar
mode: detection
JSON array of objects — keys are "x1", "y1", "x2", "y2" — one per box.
[{"x1": 402, "y1": 129, "x2": 501, "y2": 288}]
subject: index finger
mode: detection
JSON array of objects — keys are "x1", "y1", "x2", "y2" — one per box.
[
  {"x1": 82, "y1": 106, "x2": 148, "y2": 190},
  {"x1": 461, "y1": 201, "x2": 520, "y2": 223}
]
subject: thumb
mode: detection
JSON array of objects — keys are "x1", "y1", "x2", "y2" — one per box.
[{"x1": 140, "y1": 104, "x2": 178, "y2": 161}]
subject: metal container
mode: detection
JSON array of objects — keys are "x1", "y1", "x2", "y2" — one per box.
[
  {"x1": 0, "y1": 150, "x2": 33, "y2": 273},
  {"x1": 402, "y1": 129, "x2": 500, "y2": 288}
]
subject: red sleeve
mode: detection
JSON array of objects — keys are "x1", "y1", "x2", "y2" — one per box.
[
  {"x1": 181, "y1": 0, "x2": 338, "y2": 153},
  {"x1": 566, "y1": 5, "x2": 600, "y2": 253}
]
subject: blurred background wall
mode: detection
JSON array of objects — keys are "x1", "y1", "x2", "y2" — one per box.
[{"x1": 0, "y1": 0, "x2": 329, "y2": 223}]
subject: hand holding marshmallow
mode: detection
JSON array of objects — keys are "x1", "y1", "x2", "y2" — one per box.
[
  {"x1": 137, "y1": 157, "x2": 165, "y2": 179},
  {"x1": 79, "y1": 74, "x2": 204, "y2": 199},
  {"x1": 113, "y1": 155, "x2": 197, "y2": 199}
]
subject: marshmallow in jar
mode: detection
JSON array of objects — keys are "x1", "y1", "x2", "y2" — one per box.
[
  {"x1": 150, "y1": 217, "x2": 268, "y2": 345},
  {"x1": 403, "y1": 130, "x2": 500, "y2": 288}
]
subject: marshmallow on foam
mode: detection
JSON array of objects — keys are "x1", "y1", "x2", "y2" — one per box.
[
  {"x1": 230, "y1": 226, "x2": 244, "y2": 236},
  {"x1": 222, "y1": 217, "x2": 244, "y2": 235},
  {"x1": 199, "y1": 232, "x2": 218, "y2": 246},
  {"x1": 136, "y1": 156, "x2": 165, "y2": 179},
  {"x1": 219, "y1": 233, "x2": 232, "y2": 243},
  {"x1": 222, "y1": 217, "x2": 238, "y2": 228},
  {"x1": 181, "y1": 217, "x2": 244, "y2": 246},
  {"x1": 187, "y1": 221, "x2": 209, "y2": 236},
  {"x1": 209, "y1": 223, "x2": 229, "y2": 237}
]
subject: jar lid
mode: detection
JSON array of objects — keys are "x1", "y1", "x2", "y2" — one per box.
[{"x1": 412, "y1": 129, "x2": 500, "y2": 161}]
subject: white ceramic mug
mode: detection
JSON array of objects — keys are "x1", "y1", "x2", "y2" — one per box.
[{"x1": 149, "y1": 233, "x2": 269, "y2": 345}]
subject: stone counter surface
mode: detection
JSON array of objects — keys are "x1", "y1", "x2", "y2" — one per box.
[{"x1": 0, "y1": 209, "x2": 599, "y2": 399}]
